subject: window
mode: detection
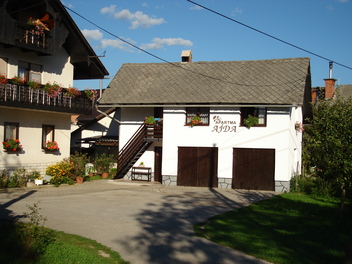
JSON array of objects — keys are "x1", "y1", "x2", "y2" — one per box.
[
  {"x1": 4, "y1": 122, "x2": 19, "y2": 140},
  {"x1": 42, "y1": 125, "x2": 55, "y2": 149},
  {"x1": 240, "y1": 107, "x2": 267, "y2": 127},
  {"x1": 186, "y1": 107, "x2": 210, "y2": 126},
  {"x1": 18, "y1": 61, "x2": 42, "y2": 82},
  {"x1": 0, "y1": 57, "x2": 8, "y2": 76}
]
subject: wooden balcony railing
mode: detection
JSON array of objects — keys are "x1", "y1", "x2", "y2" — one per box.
[
  {"x1": 16, "y1": 23, "x2": 48, "y2": 49},
  {"x1": 0, "y1": 83, "x2": 93, "y2": 114}
]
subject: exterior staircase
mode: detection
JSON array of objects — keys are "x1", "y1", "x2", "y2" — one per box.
[{"x1": 115, "y1": 123, "x2": 162, "y2": 179}]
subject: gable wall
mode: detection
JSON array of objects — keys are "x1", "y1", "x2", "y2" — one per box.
[{"x1": 0, "y1": 45, "x2": 74, "y2": 87}]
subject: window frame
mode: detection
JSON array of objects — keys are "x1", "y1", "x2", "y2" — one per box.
[
  {"x1": 18, "y1": 61, "x2": 42, "y2": 83},
  {"x1": 42, "y1": 125, "x2": 55, "y2": 149},
  {"x1": 240, "y1": 107, "x2": 267, "y2": 127},
  {"x1": 185, "y1": 107, "x2": 210, "y2": 126},
  {"x1": 4, "y1": 122, "x2": 19, "y2": 141}
]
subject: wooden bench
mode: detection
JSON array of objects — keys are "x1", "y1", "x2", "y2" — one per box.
[{"x1": 131, "y1": 167, "x2": 152, "y2": 181}]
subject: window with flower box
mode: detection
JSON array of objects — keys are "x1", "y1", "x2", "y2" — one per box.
[
  {"x1": 4, "y1": 122, "x2": 19, "y2": 141},
  {"x1": 185, "y1": 107, "x2": 210, "y2": 126},
  {"x1": 42, "y1": 125, "x2": 55, "y2": 149},
  {"x1": 240, "y1": 107, "x2": 267, "y2": 127}
]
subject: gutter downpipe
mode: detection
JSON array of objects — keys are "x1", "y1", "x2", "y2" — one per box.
[{"x1": 95, "y1": 78, "x2": 122, "y2": 124}]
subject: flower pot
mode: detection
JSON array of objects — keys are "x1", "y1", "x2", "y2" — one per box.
[
  {"x1": 35, "y1": 179, "x2": 43, "y2": 185},
  {"x1": 101, "y1": 172, "x2": 109, "y2": 179},
  {"x1": 76, "y1": 177, "x2": 84, "y2": 184}
]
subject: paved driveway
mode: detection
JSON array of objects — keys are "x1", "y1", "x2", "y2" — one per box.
[{"x1": 0, "y1": 180, "x2": 276, "y2": 264}]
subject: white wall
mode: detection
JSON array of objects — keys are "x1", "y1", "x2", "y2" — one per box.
[
  {"x1": 0, "y1": 107, "x2": 71, "y2": 169},
  {"x1": 118, "y1": 106, "x2": 303, "y2": 183},
  {"x1": 0, "y1": 46, "x2": 74, "y2": 88}
]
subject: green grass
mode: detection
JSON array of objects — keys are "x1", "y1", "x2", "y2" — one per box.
[
  {"x1": 0, "y1": 222, "x2": 129, "y2": 264},
  {"x1": 194, "y1": 193, "x2": 351, "y2": 264}
]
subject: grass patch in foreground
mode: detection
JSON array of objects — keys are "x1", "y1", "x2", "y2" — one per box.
[
  {"x1": 194, "y1": 193, "x2": 351, "y2": 264},
  {"x1": 0, "y1": 221, "x2": 129, "y2": 264}
]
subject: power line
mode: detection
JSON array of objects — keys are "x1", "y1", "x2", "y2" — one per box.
[
  {"x1": 63, "y1": 5, "x2": 315, "y2": 87},
  {"x1": 186, "y1": 0, "x2": 352, "y2": 71}
]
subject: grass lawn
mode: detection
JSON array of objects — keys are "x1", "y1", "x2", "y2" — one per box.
[
  {"x1": 194, "y1": 193, "x2": 351, "y2": 264},
  {"x1": 0, "y1": 221, "x2": 129, "y2": 264}
]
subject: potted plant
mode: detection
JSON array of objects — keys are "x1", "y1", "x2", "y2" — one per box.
[
  {"x1": 2, "y1": 138, "x2": 22, "y2": 152},
  {"x1": 94, "y1": 153, "x2": 115, "y2": 178},
  {"x1": 27, "y1": 80, "x2": 41, "y2": 89},
  {"x1": 144, "y1": 116, "x2": 156, "y2": 125},
  {"x1": 190, "y1": 115, "x2": 202, "y2": 127},
  {"x1": 0, "y1": 74, "x2": 8, "y2": 84},
  {"x1": 10, "y1": 76, "x2": 25, "y2": 85},
  {"x1": 43, "y1": 82, "x2": 62, "y2": 98},
  {"x1": 70, "y1": 152, "x2": 89, "y2": 184},
  {"x1": 64, "y1": 86, "x2": 81, "y2": 98},
  {"x1": 84, "y1": 88, "x2": 98, "y2": 100},
  {"x1": 34, "y1": 176, "x2": 43, "y2": 185},
  {"x1": 45, "y1": 141, "x2": 59, "y2": 151},
  {"x1": 243, "y1": 115, "x2": 259, "y2": 128}
]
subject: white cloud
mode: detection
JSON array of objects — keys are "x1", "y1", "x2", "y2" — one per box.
[
  {"x1": 326, "y1": 5, "x2": 334, "y2": 10},
  {"x1": 189, "y1": 5, "x2": 203, "y2": 10},
  {"x1": 100, "y1": 5, "x2": 165, "y2": 29},
  {"x1": 81, "y1": 29, "x2": 103, "y2": 41},
  {"x1": 140, "y1": 37, "x2": 193, "y2": 50},
  {"x1": 99, "y1": 38, "x2": 136, "y2": 51},
  {"x1": 338, "y1": 0, "x2": 349, "y2": 3},
  {"x1": 231, "y1": 7, "x2": 243, "y2": 16}
]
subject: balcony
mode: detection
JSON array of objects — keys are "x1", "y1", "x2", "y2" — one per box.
[
  {"x1": 15, "y1": 22, "x2": 49, "y2": 54},
  {"x1": 0, "y1": 83, "x2": 93, "y2": 115}
]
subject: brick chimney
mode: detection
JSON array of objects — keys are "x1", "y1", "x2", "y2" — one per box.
[
  {"x1": 181, "y1": 50, "x2": 192, "y2": 62},
  {"x1": 324, "y1": 78, "x2": 336, "y2": 99}
]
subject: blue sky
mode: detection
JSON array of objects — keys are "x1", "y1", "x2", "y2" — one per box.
[{"x1": 63, "y1": 0, "x2": 352, "y2": 90}]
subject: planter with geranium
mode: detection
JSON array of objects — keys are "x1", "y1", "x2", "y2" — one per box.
[
  {"x1": 144, "y1": 116, "x2": 156, "y2": 125},
  {"x1": 43, "y1": 82, "x2": 62, "y2": 98},
  {"x1": 85, "y1": 88, "x2": 98, "y2": 101},
  {"x1": 190, "y1": 115, "x2": 202, "y2": 127},
  {"x1": 2, "y1": 138, "x2": 22, "y2": 152},
  {"x1": 0, "y1": 74, "x2": 8, "y2": 84},
  {"x1": 64, "y1": 86, "x2": 81, "y2": 98},
  {"x1": 10, "y1": 76, "x2": 25, "y2": 85},
  {"x1": 94, "y1": 153, "x2": 115, "y2": 178},
  {"x1": 45, "y1": 141, "x2": 59, "y2": 151}
]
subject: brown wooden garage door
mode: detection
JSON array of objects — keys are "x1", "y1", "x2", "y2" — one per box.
[
  {"x1": 177, "y1": 147, "x2": 218, "y2": 187},
  {"x1": 232, "y1": 148, "x2": 275, "y2": 191}
]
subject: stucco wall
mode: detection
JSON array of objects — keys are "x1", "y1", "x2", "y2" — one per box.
[
  {"x1": 0, "y1": 107, "x2": 71, "y2": 174},
  {"x1": 118, "y1": 106, "x2": 303, "y2": 186},
  {"x1": 0, "y1": 46, "x2": 74, "y2": 88}
]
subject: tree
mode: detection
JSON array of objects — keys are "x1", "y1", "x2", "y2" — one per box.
[{"x1": 304, "y1": 96, "x2": 352, "y2": 212}]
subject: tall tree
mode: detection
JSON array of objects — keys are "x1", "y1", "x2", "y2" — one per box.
[{"x1": 304, "y1": 96, "x2": 352, "y2": 210}]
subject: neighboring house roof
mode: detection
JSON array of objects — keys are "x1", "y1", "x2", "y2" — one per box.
[
  {"x1": 0, "y1": 0, "x2": 109, "y2": 80},
  {"x1": 99, "y1": 57, "x2": 310, "y2": 107},
  {"x1": 336, "y1": 84, "x2": 352, "y2": 100},
  {"x1": 71, "y1": 107, "x2": 117, "y2": 136}
]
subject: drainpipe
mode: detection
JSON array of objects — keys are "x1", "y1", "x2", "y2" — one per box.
[{"x1": 95, "y1": 78, "x2": 122, "y2": 124}]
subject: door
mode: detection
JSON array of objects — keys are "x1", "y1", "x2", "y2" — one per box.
[
  {"x1": 232, "y1": 148, "x2": 275, "y2": 191},
  {"x1": 154, "y1": 147, "x2": 162, "y2": 183},
  {"x1": 177, "y1": 147, "x2": 218, "y2": 187}
]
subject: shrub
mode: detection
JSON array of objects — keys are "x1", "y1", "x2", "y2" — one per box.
[
  {"x1": 0, "y1": 169, "x2": 8, "y2": 188},
  {"x1": 46, "y1": 158, "x2": 74, "y2": 186},
  {"x1": 70, "y1": 152, "x2": 89, "y2": 177},
  {"x1": 16, "y1": 202, "x2": 56, "y2": 260},
  {"x1": 7, "y1": 168, "x2": 27, "y2": 188}
]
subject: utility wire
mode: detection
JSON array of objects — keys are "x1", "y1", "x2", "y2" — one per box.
[
  {"x1": 64, "y1": 5, "x2": 322, "y2": 87},
  {"x1": 186, "y1": 0, "x2": 352, "y2": 71}
]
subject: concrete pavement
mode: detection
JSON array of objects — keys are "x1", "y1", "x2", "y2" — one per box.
[{"x1": 0, "y1": 180, "x2": 276, "y2": 264}]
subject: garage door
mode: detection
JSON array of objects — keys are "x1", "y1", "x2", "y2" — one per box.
[
  {"x1": 232, "y1": 148, "x2": 275, "y2": 191},
  {"x1": 177, "y1": 147, "x2": 218, "y2": 187}
]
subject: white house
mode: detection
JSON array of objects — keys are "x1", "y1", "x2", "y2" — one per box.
[
  {"x1": 98, "y1": 52, "x2": 312, "y2": 192},
  {"x1": 0, "y1": 0, "x2": 108, "y2": 175}
]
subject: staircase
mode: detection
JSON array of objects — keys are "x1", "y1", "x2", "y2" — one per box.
[{"x1": 115, "y1": 123, "x2": 162, "y2": 179}]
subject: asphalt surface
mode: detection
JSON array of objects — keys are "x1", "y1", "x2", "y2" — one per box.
[{"x1": 0, "y1": 179, "x2": 277, "y2": 264}]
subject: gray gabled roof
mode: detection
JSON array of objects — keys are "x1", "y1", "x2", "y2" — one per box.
[
  {"x1": 99, "y1": 57, "x2": 310, "y2": 106},
  {"x1": 336, "y1": 84, "x2": 352, "y2": 100}
]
